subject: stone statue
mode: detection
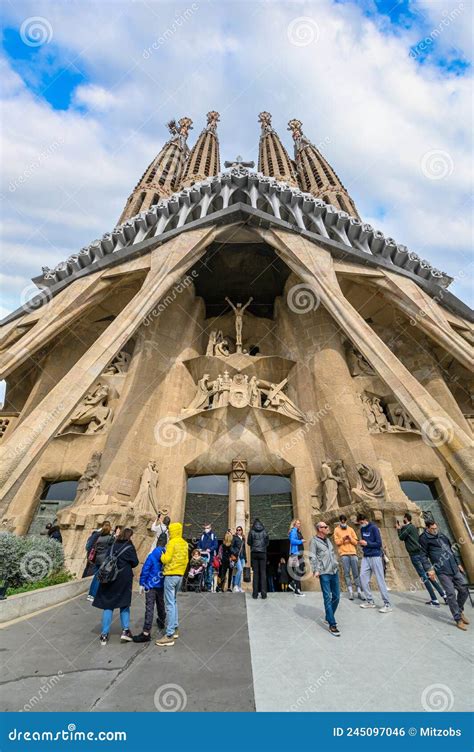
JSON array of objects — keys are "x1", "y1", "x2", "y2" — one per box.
[
  {"x1": 249, "y1": 375, "x2": 261, "y2": 407},
  {"x1": 215, "y1": 370, "x2": 232, "y2": 407},
  {"x1": 105, "y1": 350, "x2": 131, "y2": 374},
  {"x1": 206, "y1": 331, "x2": 218, "y2": 356},
  {"x1": 182, "y1": 372, "x2": 306, "y2": 420},
  {"x1": 352, "y1": 463, "x2": 385, "y2": 501},
  {"x1": 391, "y1": 404, "x2": 418, "y2": 432},
  {"x1": 361, "y1": 393, "x2": 390, "y2": 433},
  {"x1": 332, "y1": 460, "x2": 352, "y2": 506},
  {"x1": 75, "y1": 451, "x2": 102, "y2": 503},
  {"x1": 182, "y1": 373, "x2": 212, "y2": 414},
  {"x1": 62, "y1": 383, "x2": 113, "y2": 434},
  {"x1": 206, "y1": 329, "x2": 230, "y2": 357},
  {"x1": 133, "y1": 460, "x2": 159, "y2": 515},
  {"x1": 321, "y1": 461, "x2": 339, "y2": 512},
  {"x1": 225, "y1": 297, "x2": 253, "y2": 354},
  {"x1": 214, "y1": 335, "x2": 230, "y2": 357},
  {"x1": 262, "y1": 380, "x2": 307, "y2": 421},
  {"x1": 346, "y1": 342, "x2": 374, "y2": 376}
]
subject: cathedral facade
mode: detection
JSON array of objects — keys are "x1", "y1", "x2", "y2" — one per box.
[{"x1": 1, "y1": 111, "x2": 473, "y2": 588}]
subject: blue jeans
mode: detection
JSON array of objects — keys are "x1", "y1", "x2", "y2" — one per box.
[
  {"x1": 203, "y1": 556, "x2": 213, "y2": 591},
  {"x1": 320, "y1": 573, "x2": 340, "y2": 627},
  {"x1": 164, "y1": 575, "x2": 182, "y2": 637},
  {"x1": 101, "y1": 607, "x2": 130, "y2": 635},
  {"x1": 89, "y1": 566, "x2": 99, "y2": 598},
  {"x1": 233, "y1": 558, "x2": 243, "y2": 588},
  {"x1": 410, "y1": 554, "x2": 445, "y2": 602}
]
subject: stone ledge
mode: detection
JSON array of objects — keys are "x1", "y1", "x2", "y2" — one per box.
[{"x1": 0, "y1": 576, "x2": 91, "y2": 624}]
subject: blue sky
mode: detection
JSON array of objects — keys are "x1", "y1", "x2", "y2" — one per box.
[{"x1": 1, "y1": 0, "x2": 472, "y2": 315}]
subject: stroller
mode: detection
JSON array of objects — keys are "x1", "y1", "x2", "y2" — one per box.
[{"x1": 183, "y1": 550, "x2": 208, "y2": 592}]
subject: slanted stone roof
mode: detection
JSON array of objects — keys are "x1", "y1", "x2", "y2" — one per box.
[{"x1": 4, "y1": 167, "x2": 471, "y2": 325}]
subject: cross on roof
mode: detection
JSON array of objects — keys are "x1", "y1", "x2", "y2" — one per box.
[{"x1": 224, "y1": 154, "x2": 255, "y2": 169}]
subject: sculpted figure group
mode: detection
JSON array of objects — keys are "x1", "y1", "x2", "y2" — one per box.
[{"x1": 183, "y1": 372, "x2": 306, "y2": 421}]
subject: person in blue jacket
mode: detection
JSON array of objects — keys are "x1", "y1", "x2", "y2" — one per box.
[
  {"x1": 133, "y1": 533, "x2": 167, "y2": 642},
  {"x1": 288, "y1": 519, "x2": 305, "y2": 596},
  {"x1": 197, "y1": 523, "x2": 219, "y2": 592},
  {"x1": 356, "y1": 513, "x2": 392, "y2": 613}
]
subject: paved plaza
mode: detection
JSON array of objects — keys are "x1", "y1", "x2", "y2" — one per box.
[{"x1": 1, "y1": 590, "x2": 472, "y2": 713}]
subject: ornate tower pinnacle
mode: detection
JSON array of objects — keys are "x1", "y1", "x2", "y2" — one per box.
[
  {"x1": 258, "y1": 112, "x2": 297, "y2": 186},
  {"x1": 288, "y1": 118, "x2": 360, "y2": 218},
  {"x1": 181, "y1": 111, "x2": 221, "y2": 188},
  {"x1": 118, "y1": 116, "x2": 193, "y2": 224}
]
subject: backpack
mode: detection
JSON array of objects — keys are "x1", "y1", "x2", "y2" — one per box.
[{"x1": 97, "y1": 543, "x2": 132, "y2": 584}]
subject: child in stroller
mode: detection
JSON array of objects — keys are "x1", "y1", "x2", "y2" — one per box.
[{"x1": 184, "y1": 549, "x2": 207, "y2": 592}]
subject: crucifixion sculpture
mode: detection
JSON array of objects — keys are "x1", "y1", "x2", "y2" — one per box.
[{"x1": 225, "y1": 296, "x2": 253, "y2": 353}]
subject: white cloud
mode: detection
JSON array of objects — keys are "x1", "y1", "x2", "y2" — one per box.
[
  {"x1": 1, "y1": 0, "x2": 472, "y2": 315},
  {"x1": 73, "y1": 84, "x2": 119, "y2": 111}
]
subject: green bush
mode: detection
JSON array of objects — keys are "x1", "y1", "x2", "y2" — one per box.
[
  {"x1": 6, "y1": 570, "x2": 74, "y2": 596},
  {"x1": 0, "y1": 532, "x2": 65, "y2": 588}
]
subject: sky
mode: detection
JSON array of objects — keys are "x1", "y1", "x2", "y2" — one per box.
[{"x1": 1, "y1": 0, "x2": 473, "y2": 317}]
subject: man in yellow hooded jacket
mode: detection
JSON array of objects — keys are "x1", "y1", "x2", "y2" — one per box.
[{"x1": 156, "y1": 522, "x2": 189, "y2": 646}]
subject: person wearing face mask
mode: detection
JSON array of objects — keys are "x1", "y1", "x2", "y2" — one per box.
[
  {"x1": 197, "y1": 522, "x2": 219, "y2": 592},
  {"x1": 333, "y1": 514, "x2": 364, "y2": 601},
  {"x1": 356, "y1": 513, "x2": 392, "y2": 613}
]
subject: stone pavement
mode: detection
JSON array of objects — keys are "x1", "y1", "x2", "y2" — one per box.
[{"x1": 0, "y1": 590, "x2": 472, "y2": 713}]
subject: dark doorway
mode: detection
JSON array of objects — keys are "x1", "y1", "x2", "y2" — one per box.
[
  {"x1": 400, "y1": 480, "x2": 461, "y2": 560},
  {"x1": 28, "y1": 479, "x2": 78, "y2": 536},
  {"x1": 249, "y1": 475, "x2": 293, "y2": 592},
  {"x1": 184, "y1": 474, "x2": 229, "y2": 542}
]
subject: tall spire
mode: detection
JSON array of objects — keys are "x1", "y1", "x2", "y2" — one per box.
[
  {"x1": 258, "y1": 112, "x2": 297, "y2": 186},
  {"x1": 181, "y1": 111, "x2": 221, "y2": 188},
  {"x1": 118, "y1": 116, "x2": 193, "y2": 224},
  {"x1": 288, "y1": 119, "x2": 360, "y2": 218}
]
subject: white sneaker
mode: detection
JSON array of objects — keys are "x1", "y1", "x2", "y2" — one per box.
[
  {"x1": 379, "y1": 605, "x2": 393, "y2": 613},
  {"x1": 295, "y1": 592, "x2": 306, "y2": 597},
  {"x1": 360, "y1": 602, "x2": 376, "y2": 609},
  {"x1": 86, "y1": 595, "x2": 94, "y2": 602}
]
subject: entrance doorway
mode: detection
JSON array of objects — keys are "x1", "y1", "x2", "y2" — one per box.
[
  {"x1": 400, "y1": 479, "x2": 463, "y2": 564},
  {"x1": 28, "y1": 479, "x2": 78, "y2": 535},
  {"x1": 249, "y1": 475, "x2": 293, "y2": 592},
  {"x1": 183, "y1": 474, "x2": 229, "y2": 543}
]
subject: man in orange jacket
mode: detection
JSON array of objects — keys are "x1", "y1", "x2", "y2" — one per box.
[{"x1": 333, "y1": 514, "x2": 364, "y2": 601}]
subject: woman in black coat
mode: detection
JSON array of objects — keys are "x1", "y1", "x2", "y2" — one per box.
[{"x1": 93, "y1": 528, "x2": 139, "y2": 646}]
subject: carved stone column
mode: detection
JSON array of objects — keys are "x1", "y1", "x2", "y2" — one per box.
[{"x1": 230, "y1": 459, "x2": 249, "y2": 531}]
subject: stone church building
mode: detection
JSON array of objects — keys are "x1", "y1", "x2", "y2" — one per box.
[{"x1": 1, "y1": 111, "x2": 472, "y2": 588}]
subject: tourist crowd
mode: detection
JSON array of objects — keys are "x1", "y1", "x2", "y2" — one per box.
[{"x1": 83, "y1": 510, "x2": 469, "y2": 645}]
